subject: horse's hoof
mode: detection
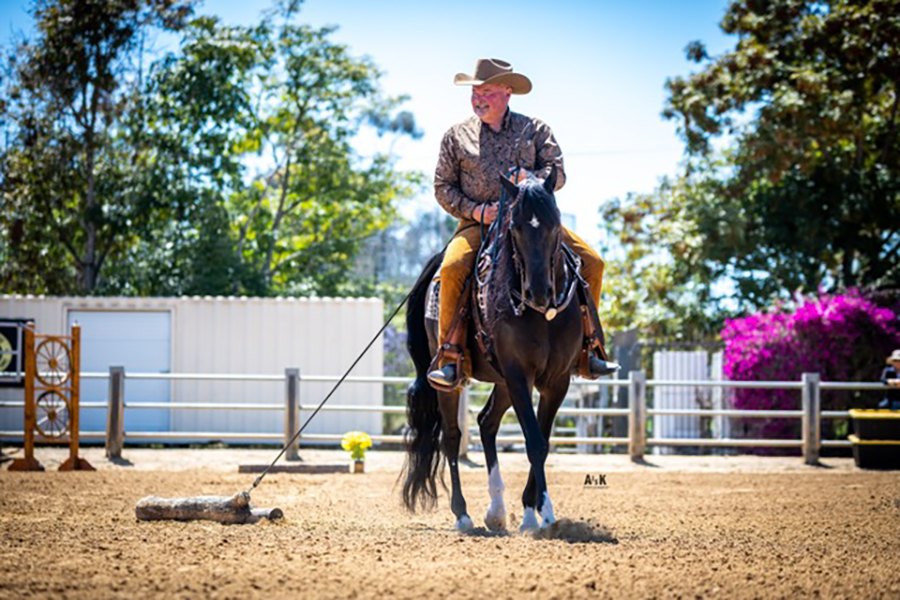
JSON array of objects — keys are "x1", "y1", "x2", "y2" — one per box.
[
  {"x1": 519, "y1": 507, "x2": 539, "y2": 532},
  {"x1": 455, "y1": 515, "x2": 474, "y2": 532},
  {"x1": 484, "y1": 508, "x2": 507, "y2": 532}
]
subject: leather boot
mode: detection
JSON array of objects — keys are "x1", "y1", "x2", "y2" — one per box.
[
  {"x1": 588, "y1": 355, "x2": 620, "y2": 377},
  {"x1": 427, "y1": 364, "x2": 458, "y2": 389}
]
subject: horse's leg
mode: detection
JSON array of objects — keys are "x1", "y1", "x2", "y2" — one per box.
[
  {"x1": 503, "y1": 366, "x2": 550, "y2": 532},
  {"x1": 477, "y1": 384, "x2": 512, "y2": 531},
  {"x1": 521, "y1": 377, "x2": 570, "y2": 528},
  {"x1": 437, "y1": 389, "x2": 472, "y2": 531}
]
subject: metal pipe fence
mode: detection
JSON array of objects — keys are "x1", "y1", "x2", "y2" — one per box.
[{"x1": 0, "y1": 368, "x2": 885, "y2": 463}]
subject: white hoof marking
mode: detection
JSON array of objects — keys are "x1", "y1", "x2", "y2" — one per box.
[
  {"x1": 520, "y1": 507, "x2": 539, "y2": 532},
  {"x1": 455, "y1": 515, "x2": 474, "y2": 531},
  {"x1": 539, "y1": 491, "x2": 556, "y2": 528},
  {"x1": 485, "y1": 465, "x2": 507, "y2": 530}
]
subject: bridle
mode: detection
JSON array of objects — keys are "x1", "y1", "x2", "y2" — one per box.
[{"x1": 505, "y1": 185, "x2": 578, "y2": 321}]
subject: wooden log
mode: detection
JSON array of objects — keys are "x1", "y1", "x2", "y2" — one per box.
[{"x1": 135, "y1": 491, "x2": 283, "y2": 524}]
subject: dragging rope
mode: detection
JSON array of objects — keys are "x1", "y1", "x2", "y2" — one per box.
[
  {"x1": 133, "y1": 223, "x2": 479, "y2": 524},
  {"x1": 243, "y1": 223, "x2": 482, "y2": 496},
  {"x1": 134, "y1": 291, "x2": 413, "y2": 524},
  {"x1": 245, "y1": 287, "x2": 415, "y2": 495}
]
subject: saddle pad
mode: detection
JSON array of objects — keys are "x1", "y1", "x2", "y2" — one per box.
[
  {"x1": 425, "y1": 277, "x2": 440, "y2": 321},
  {"x1": 476, "y1": 246, "x2": 493, "y2": 318}
]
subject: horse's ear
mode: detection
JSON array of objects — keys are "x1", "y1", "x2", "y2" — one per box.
[
  {"x1": 543, "y1": 165, "x2": 558, "y2": 194},
  {"x1": 499, "y1": 172, "x2": 519, "y2": 199}
]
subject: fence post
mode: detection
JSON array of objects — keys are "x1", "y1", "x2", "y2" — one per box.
[
  {"x1": 629, "y1": 370, "x2": 646, "y2": 461},
  {"x1": 802, "y1": 372, "x2": 821, "y2": 465},
  {"x1": 458, "y1": 387, "x2": 470, "y2": 459},
  {"x1": 105, "y1": 366, "x2": 125, "y2": 459},
  {"x1": 613, "y1": 329, "x2": 640, "y2": 439},
  {"x1": 285, "y1": 368, "x2": 300, "y2": 461},
  {"x1": 576, "y1": 389, "x2": 588, "y2": 455}
]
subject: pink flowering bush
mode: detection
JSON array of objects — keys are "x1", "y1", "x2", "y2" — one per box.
[{"x1": 721, "y1": 292, "x2": 900, "y2": 452}]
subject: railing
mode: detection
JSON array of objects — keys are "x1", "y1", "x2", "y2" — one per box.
[{"x1": 0, "y1": 368, "x2": 886, "y2": 464}]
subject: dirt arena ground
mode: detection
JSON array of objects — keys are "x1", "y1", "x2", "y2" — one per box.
[{"x1": 2, "y1": 448, "x2": 899, "y2": 599}]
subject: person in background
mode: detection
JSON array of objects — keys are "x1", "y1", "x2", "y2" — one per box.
[{"x1": 878, "y1": 349, "x2": 900, "y2": 409}]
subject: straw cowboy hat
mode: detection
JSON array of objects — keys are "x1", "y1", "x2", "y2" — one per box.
[
  {"x1": 887, "y1": 350, "x2": 900, "y2": 364},
  {"x1": 454, "y1": 58, "x2": 532, "y2": 95}
]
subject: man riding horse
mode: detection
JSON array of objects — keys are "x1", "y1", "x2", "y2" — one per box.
[{"x1": 428, "y1": 58, "x2": 616, "y2": 389}]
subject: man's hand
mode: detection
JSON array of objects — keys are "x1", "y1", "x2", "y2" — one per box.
[
  {"x1": 888, "y1": 379, "x2": 900, "y2": 388},
  {"x1": 506, "y1": 168, "x2": 531, "y2": 185},
  {"x1": 472, "y1": 203, "x2": 499, "y2": 224}
]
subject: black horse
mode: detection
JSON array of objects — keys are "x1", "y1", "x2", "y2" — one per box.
[{"x1": 402, "y1": 167, "x2": 587, "y2": 532}]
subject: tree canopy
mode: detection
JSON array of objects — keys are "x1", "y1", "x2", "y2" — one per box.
[
  {"x1": 0, "y1": 0, "x2": 195, "y2": 294},
  {"x1": 600, "y1": 0, "x2": 900, "y2": 338},
  {"x1": 0, "y1": 0, "x2": 422, "y2": 297}
]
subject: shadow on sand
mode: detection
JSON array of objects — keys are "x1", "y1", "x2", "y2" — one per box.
[{"x1": 459, "y1": 455, "x2": 483, "y2": 469}]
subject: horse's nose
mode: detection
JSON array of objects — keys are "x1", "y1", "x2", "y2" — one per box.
[
  {"x1": 531, "y1": 289, "x2": 552, "y2": 310},
  {"x1": 525, "y1": 286, "x2": 551, "y2": 311}
]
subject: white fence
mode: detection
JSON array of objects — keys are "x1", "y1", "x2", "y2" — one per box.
[{"x1": 0, "y1": 368, "x2": 885, "y2": 465}]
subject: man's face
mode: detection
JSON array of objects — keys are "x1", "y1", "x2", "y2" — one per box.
[{"x1": 471, "y1": 83, "x2": 511, "y2": 124}]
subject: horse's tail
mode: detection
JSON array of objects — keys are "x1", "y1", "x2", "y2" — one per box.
[{"x1": 401, "y1": 251, "x2": 445, "y2": 512}]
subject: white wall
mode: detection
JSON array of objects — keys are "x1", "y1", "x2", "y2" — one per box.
[
  {"x1": 0, "y1": 295, "x2": 384, "y2": 443},
  {"x1": 69, "y1": 310, "x2": 172, "y2": 437}
]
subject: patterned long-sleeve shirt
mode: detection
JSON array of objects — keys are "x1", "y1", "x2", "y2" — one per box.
[{"x1": 434, "y1": 109, "x2": 566, "y2": 221}]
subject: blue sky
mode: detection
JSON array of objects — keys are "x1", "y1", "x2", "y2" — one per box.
[{"x1": 1, "y1": 0, "x2": 735, "y2": 244}]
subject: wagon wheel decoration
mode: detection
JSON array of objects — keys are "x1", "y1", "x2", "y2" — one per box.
[
  {"x1": 35, "y1": 390, "x2": 70, "y2": 439},
  {"x1": 35, "y1": 337, "x2": 71, "y2": 386}
]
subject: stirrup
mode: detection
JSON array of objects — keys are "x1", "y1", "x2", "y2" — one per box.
[
  {"x1": 427, "y1": 343, "x2": 465, "y2": 392},
  {"x1": 578, "y1": 341, "x2": 616, "y2": 380},
  {"x1": 427, "y1": 364, "x2": 459, "y2": 390}
]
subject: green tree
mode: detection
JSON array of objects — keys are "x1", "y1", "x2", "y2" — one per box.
[
  {"x1": 0, "y1": 0, "x2": 194, "y2": 294},
  {"x1": 662, "y1": 0, "x2": 900, "y2": 302},
  {"x1": 227, "y1": 15, "x2": 423, "y2": 296},
  {"x1": 599, "y1": 168, "x2": 730, "y2": 340},
  {"x1": 1, "y1": 2, "x2": 422, "y2": 298},
  {"x1": 352, "y1": 208, "x2": 454, "y2": 288},
  {"x1": 96, "y1": 15, "x2": 271, "y2": 296},
  {"x1": 128, "y1": 10, "x2": 422, "y2": 297}
]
